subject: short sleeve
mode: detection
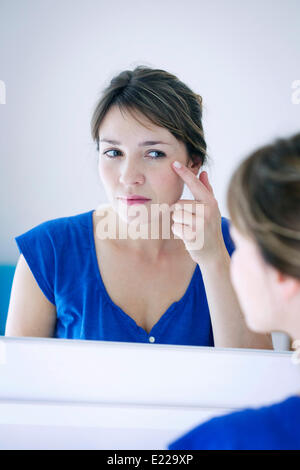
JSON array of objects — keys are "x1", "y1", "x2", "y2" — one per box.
[
  {"x1": 167, "y1": 408, "x2": 255, "y2": 450},
  {"x1": 15, "y1": 221, "x2": 56, "y2": 305},
  {"x1": 168, "y1": 397, "x2": 300, "y2": 450},
  {"x1": 221, "y1": 217, "x2": 235, "y2": 257}
]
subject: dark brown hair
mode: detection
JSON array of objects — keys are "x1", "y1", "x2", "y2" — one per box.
[
  {"x1": 91, "y1": 66, "x2": 207, "y2": 168},
  {"x1": 227, "y1": 133, "x2": 300, "y2": 279}
]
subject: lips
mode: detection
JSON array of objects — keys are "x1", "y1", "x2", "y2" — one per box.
[{"x1": 119, "y1": 195, "x2": 151, "y2": 201}]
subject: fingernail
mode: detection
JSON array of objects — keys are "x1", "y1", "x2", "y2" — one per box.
[{"x1": 173, "y1": 161, "x2": 182, "y2": 169}]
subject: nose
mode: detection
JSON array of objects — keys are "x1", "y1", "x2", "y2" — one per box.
[{"x1": 119, "y1": 160, "x2": 145, "y2": 186}]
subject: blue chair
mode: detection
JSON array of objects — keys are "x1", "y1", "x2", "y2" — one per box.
[{"x1": 0, "y1": 265, "x2": 16, "y2": 335}]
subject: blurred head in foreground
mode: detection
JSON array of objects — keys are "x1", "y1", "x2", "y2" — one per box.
[{"x1": 227, "y1": 133, "x2": 300, "y2": 343}]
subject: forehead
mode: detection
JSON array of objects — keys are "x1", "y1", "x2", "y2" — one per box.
[{"x1": 98, "y1": 105, "x2": 180, "y2": 146}]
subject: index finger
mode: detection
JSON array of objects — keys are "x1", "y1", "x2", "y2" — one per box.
[{"x1": 172, "y1": 160, "x2": 210, "y2": 200}]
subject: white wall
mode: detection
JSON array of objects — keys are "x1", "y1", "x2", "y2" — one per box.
[{"x1": 0, "y1": 0, "x2": 300, "y2": 263}]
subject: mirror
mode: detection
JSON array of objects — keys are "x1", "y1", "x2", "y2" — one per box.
[
  {"x1": 1, "y1": 1, "x2": 299, "y2": 353},
  {"x1": 1, "y1": 337, "x2": 299, "y2": 450}
]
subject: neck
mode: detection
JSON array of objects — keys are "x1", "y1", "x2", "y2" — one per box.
[{"x1": 113, "y1": 206, "x2": 182, "y2": 260}]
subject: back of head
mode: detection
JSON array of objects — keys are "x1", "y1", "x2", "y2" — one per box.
[
  {"x1": 91, "y1": 65, "x2": 207, "y2": 169},
  {"x1": 227, "y1": 133, "x2": 300, "y2": 279}
]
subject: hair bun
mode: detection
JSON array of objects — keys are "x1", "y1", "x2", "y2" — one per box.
[{"x1": 195, "y1": 94, "x2": 203, "y2": 106}]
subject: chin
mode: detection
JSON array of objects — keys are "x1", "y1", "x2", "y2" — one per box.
[{"x1": 243, "y1": 313, "x2": 271, "y2": 335}]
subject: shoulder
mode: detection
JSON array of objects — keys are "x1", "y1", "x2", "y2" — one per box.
[
  {"x1": 15, "y1": 209, "x2": 93, "y2": 252},
  {"x1": 221, "y1": 216, "x2": 235, "y2": 257},
  {"x1": 220, "y1": 216, "x2": 231, "y2": 236},
  {"x1": 42, "y1": 209, "x2": 93, "y2": 233},
  {"x1": 169, "y1": 396, "x2": 300, "y2": 450},
  {"x1": 22, "y1": 209, "x2": 92, "y2": 234}
]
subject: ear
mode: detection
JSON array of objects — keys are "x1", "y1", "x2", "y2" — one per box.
[
  {"x1": 186, "y1": 155, "x2": 203, "y2": 175},
  {"x1": 274, "y1": 270, "x2": 300, "y2": 300}
]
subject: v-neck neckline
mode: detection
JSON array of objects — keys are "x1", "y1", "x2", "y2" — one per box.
[{"x1": 88, "y1": 209, "x2": 199, "y2": 336}]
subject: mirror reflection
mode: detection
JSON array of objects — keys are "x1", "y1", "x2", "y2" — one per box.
[
  {"x1": 2, "y1": 0, "x2": 299, "y2": 353},
  {"x1": 3, "y1": 66, "x2": 274, "y2": 349}
]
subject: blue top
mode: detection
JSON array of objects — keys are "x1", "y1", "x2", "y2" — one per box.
[
  {"x1": 168, "y1": 395, "x2": 300, "y2": 450},
  {"x1": 14, "y1": 209, "x2": 235, "y2": 346}
]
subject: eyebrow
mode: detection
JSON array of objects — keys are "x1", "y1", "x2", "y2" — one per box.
[{"x1": 99, "y1": 138, "x2": 171, "y2": 146}]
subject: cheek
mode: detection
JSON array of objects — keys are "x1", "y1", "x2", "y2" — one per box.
[
  {"x1": 230, "y1": 251, "x2": 254, "y2": 306},
  {"x1": 230, "y1": 252, "x2": 243, "y2": 296},
  {"x1": 98, "y1": 162, "x2": 116, "y2": 184},
  {"x1": 151, "y1": 169, "x2": 184, "y2": 195},
  {"x1": 230, "y1": 250, "x2": 271, "y2": 330}
]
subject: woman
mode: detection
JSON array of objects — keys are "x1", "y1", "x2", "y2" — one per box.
[
  {"x1": 6, "y1": 66, "x2": 271, "y2": 348},
  {"x1": 168, "y1": 132, "x2": 300, "y2": 450}
]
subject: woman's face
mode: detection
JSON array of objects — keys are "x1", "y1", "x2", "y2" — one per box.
[
  {"x1": 97, "y1": 105, "x2": 200, "y2": 225},
  {"x1": 229, "y1": 226, "x2": 282, "y2": 334}
]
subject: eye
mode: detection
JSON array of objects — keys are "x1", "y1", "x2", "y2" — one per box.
[
  {"x1": 103, "y1": 149, "x2": 122, "y2": 158},
  {"x1": 147, "y1": 150, "x2": 166, "y2": 159},
  {"x1": 102, "y1": 149, "x2": 166, "y2": 159}
]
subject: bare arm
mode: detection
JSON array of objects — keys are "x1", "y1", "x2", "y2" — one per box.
[
  {"x1": 5, "y1": 254, "x2": 56, "y2": 337},
  {"x1": 170, "y1": 163, "x2": 273, "y2": 350},
  {"x1": 201, "y1": 247, "x2": 273, "y2": 350}
]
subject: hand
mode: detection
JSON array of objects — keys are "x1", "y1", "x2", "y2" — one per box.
[{"x1": 170, "y1": 160, "x2": 226, "y2": 265}]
